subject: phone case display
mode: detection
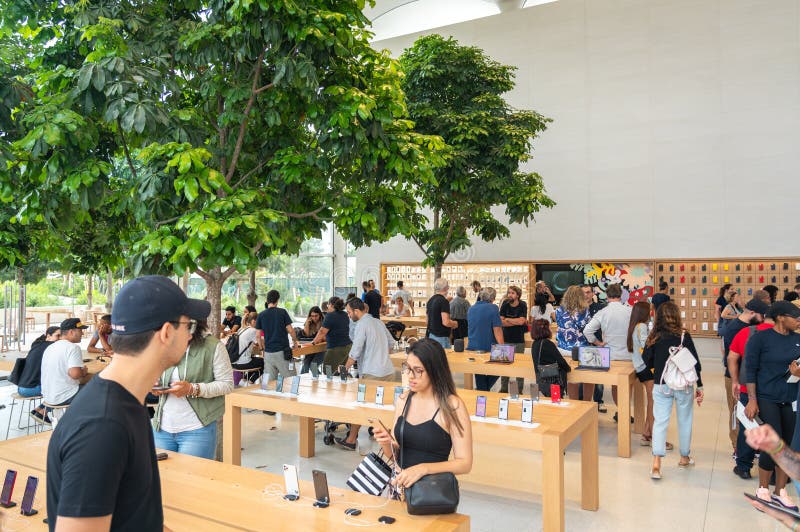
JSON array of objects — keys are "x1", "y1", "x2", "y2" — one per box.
[
  {"x1": 382, "y1": 263, "x2": 532, "y2": 311},
  {"x1": 655, "y1": 258, "x2": 800, "y2": 337}
]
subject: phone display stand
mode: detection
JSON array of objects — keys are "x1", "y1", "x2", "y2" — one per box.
[
  {"x1": 283, "y1": 494, "x2": 299, "y2": 501},
  {"x1": 0, "y1": 501, "x2": 16, "y2": 509},
  {"x1": 313, "y1": 497, "x2": 329, "y2": 508}
]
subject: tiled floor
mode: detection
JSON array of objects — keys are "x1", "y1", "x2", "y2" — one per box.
[{"x1": 0, "y1": 337, "x2": 790, "y2": 530}]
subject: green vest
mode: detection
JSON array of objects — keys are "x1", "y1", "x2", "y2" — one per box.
[{"x1": 153, "y1": 335, "x2": 225, "y2": 432}]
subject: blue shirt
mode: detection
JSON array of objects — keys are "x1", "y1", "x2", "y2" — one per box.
[
  {"x1": 555, "y1": 307, "x2": 590, "y2": 351},
  {"x1": 466, "y1": 301, "x2": 502, "y2": 351},
  {"x1": 321, "y1": 310, "x2": 352, "y2": 349}
]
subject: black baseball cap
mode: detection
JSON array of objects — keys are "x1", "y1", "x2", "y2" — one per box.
[
  {"x1": 745, "y1": 298, "x2": 770, "y2": 316},
  {"x1": 60, "y1": 318, "x2": 89, "y2": 331},
  {"x1": 111, "y1": 275, "x2": 211, "y2": 335},
  {"x1": 768, "y1": 300, "x2": 800, "y2": 320}
]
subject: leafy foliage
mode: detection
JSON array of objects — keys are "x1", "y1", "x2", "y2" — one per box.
[{"x1": 399, "y1": 35, "x2": 555, "y2": 272}]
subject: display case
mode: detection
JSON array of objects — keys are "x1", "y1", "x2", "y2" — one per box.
[{"x1": 654, "y1": 258, "x2": 800, "y2": 337}]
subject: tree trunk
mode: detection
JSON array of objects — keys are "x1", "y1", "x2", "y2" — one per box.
[
  {"x1": 87, "y1": 275, "x2": 93, "y2": 308},
  {"x1": 180, "y1": 271, "x2": 189, "y2": 292},
  {"x1": 434, "y1": 263, "x2": 443, "y2": 281},
  {"x1": 247, "y1": 269, "x2": 257, "y2": 307},
  {"x1": 17, "y1": 267, "x2": 24, "y2": 342},
  {"x1": 105, "y1": 268, "x2": 113, "y2": 311},
  {"x1": 198, "y1": 266, "x2": 236, "y2": 337}
]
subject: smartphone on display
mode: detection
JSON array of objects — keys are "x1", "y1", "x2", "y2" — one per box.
[
  {"x1": 375, "y1": 386, "x2": 384, "y2": 405},
  {"x1": 530, "y1": 383, "x2": 539, "y2": 401},
  {"x1": 521, "y1": 398, "x2": 533, "y2": 423},
  {"x1": 475, "y1": 395, "x2": 487, "y2": 418},
  {"x1": 509, "y1": 380, "x2": 519, "y2": 400},
  {"x1": 338, "y1": 365, "x2": 348, "y2": 382},
  {"x1": 290, "y1": 375, "x2": 301, "y2": 395},
  {"x1": 283, "y1": 464, "x2": 300, "y2": 501},
  {"x1": 0, "y1": 470, "x2": 17, "y2": 508},
  {"x1": 20, "y1": 476, "x2": 37, "y2": 516},
  {"x1": 261, "y1": 373, "x2": 271, "y2": 391},
  {"x1": 498, "y1": 398, "x2": 509, "y2": 420},
  {"x1": 550, "y1": 384, "x2": 561, "y2": 404},
  {"x1": 393, "y1": 386, "x2": 404, "y2": 404},
  {"x1": 356, "y1": 383, "x2": 366, "y2": 402},
  {"x1": 275, "y1": 375, "x2": 285, "y2": 393},
  {"x1": 325, "y1": 365, "x2": 333, "y2": 380},
  {"x1": 312, "y1": 470, "x2": 330, "y2": 508}
]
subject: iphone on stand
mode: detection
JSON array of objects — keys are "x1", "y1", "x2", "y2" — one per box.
[
  {"x1": 550, "y1": 384, "x2": 561, "y2": 403},
  {"x1": 283, "y1": 464, "x2": 300, "y2": 501},
  {"x1": 521, "y1": 398, "x2": 533, "y2": 423},
  {"x1": 20, "y1": 476, "x2": 37, "y2": 516},
  {"x1": 356, "y1": 383, "x2": 366, "y2": 402},
  {"x1": 275, "y1": 375, "x2": 285, "y2": 393},
  {"x1": 338, "y1": 365, "x2": 348, "y2": 382},
  {"x1": 0, "y1": 470, "x2": 17, "y2": 508},
  {"x1": 312, "y1": 470, "x2": 330, "y2": 508},
  {"x1": 498, "y1": 398, "x2": 509, "y2": 420},
  {"x1": 290, "y1": 375, "x2": 301, "y2": 395},
  {"x1": 475, "y1": 395, "x2": 487, "y2": 418},
  {"x1": 393, "y1": 386, "x2": 404, "y2": 404},
  {"x1": 509, "y1": 380, "x2": 519, "y2": 400},
  {"x1": 529, "y1": 383, "x2": 539, "y2": 401},
  {"x1": 375, "y1": 385, "x2": 384, "y2": 405},
  {"x1": 325, "y1": 365, "x2": 333, "y2": 380},
  {"x1": 260, "y1": 373, "x2": 271, "y2": 391}
]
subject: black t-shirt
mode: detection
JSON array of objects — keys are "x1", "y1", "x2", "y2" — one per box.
[
  {"x1": 256, "y1": 307, "x2": 292, "y2": 352},
  {"x1": 18, "y1": 339, "x2": 52, "y2": 388},
  {"x1": 745, "y1": 329, "x2": 800, "y2": 404},
  {"x1": 222, "y1": 315, "x2": 242, "y2": 330},
  {"x1": 426, "y1": 294, "x2": 451, "y2": 337},
  {"x1": 500, "y1": 300, "x2": 528, "y2": 344},
  {"x1": 322, "y1": 310, "x2": 352, "y2": 348},
  {"x1": 651, "y1": 293, "x2": 670, "y2": 310},
  {"x1": 47, "y1": 376, "x2": 162, "y2": 531},
  {"x1": 364, "y1": 290, "x2": 382, "y2": 319},
  {"x1": 722, "y1": 318, "x2": 750, "y2": 377}
]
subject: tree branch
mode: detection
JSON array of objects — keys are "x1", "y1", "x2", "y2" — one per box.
[
  {"x1": 195, "y1": 269, "x2": 211, "y2": 282},
  {"x1": 117, "y1": 118, "x2": 138, "y2": 181},
  {"x1": 232, "y1": 160, "x2": 266, "y2": 190},
  {"x1": 254, "y1": 82, "x2": 274, "y2": 94},
  {"x1": 154, "y1": 215, "x2": 182, "y2": 228},
  {"x1": 218, "y1": 94, "x2": 227, "y2": 177},
  {"x1": 225, "y1": 51, "x2": 266, "y2": 184},
  {"x1": 283, "y1": 206, "x2": 324, "y2": 219}
]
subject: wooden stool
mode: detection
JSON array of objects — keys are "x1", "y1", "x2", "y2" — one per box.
[
  {"x1": 237, "y1": 368, "x2": 262, "y2": 386},
  {"x1": 6, "y1": 392, "x2": 45, "y2": 439},
  {"x1": 25, "y1": 317, "x2": 36, "y2": 332},
  {"x1": 42, "y1": 401, "x2": 71, "y2": 429}
]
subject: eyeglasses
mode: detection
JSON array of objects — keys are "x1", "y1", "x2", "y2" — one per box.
[
  {"x1": 401, "y1": 362, "x2": 424, "y2": 378},
  {"x1": 170, "y1": 320, "x2": 198, "y2": 334}
]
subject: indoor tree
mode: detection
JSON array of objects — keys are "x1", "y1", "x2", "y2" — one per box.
[{"x1": 399, "y1": 34, "x2": 555, "y2": 278}]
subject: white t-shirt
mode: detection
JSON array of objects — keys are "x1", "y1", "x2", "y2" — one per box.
[
  {"x1": 41, "y1": 340, "x2": 83, "y2": 405},
  {"x1": 530, "y1": 303, "x2": 555, "y2": 323},
  {"x1": 236, "y1": 326, "x2": 258, "y2": 365}
]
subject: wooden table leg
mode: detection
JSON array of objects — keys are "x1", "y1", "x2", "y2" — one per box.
[
  {"x1": 617, "y1": 376, "x2": 631, "y2": 458},
  {"x1": 463, "y1": 373, "x2": 474, "y2": 391},
  {"x1": 45, "y1": 312, "x2": 51, "y2": 330},
  {"x1": 581, "y1": 415, "x2": 600, "y2": 511},
  {"x1": 542, "y1": 433, "x2": 565, "y2": 532},
  {"x1": 633, "y1": 380, "x2": 645, "y2": 434},
  {"x1": 299, "y1": 416, "x2": 316, "y2": 458},
  {"x1": 223, "y1": 399, "x2": 242, "y2": 465}
]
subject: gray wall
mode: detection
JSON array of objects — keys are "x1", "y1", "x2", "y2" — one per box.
[{"x1": 355, "y1": 0, "x2": 800, "y2": 282}]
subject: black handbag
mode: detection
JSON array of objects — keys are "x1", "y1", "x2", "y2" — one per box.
[
  {"x1": 535, "y1": 341, "x2": 566, "y2": 392},
  {"x1": 8, "y1": 358, "x2": 25, "y2": 385},
  {"x1": 399, "y1": 392, "x2": 459, "y2": 515},
  {"x1": 282, "y1": 346, "x2": 293, "y2": 361}
]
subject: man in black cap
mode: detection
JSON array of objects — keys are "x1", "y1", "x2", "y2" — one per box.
[
  {"x1": 40, "y1": 318, "x2": 90, "y2": 411},
  {"x1": 21, "y1": 325, "x2": 61, "y2": 425},
  {"x1": 46, "y1": 275, "x2": 210, "y2": 531}
]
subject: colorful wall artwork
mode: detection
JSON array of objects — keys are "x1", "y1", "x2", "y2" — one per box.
[{"x1": 570, "y1": 262, "x2": 654, "y2": 305}]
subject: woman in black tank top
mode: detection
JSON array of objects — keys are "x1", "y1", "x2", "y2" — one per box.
[{"x1": 373, "y1": 339, "x2": 473, "y2": 489}]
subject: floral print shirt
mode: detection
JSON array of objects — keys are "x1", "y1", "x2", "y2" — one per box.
[{"x1": 555, "y1": 307, "x2": 591, "y2": 350}]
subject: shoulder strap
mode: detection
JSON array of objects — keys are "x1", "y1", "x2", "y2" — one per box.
[
  {"x1": 398, "y1": 392, "x2": 414, "y2": 469},
  {"x1": 679, "y1": 330, "x2": 685, "y2": 348},
  {"x1": 536, "y1": 340, "x2": 545, "y2": 366}
]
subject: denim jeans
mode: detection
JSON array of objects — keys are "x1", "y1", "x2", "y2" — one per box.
[
  {"x1": 153, "y1": 421, "x2": 217, "y2": 460},
  {"x1": 735, "y1": 392, "x2": 756, "y2": 470},
  {"x1": 428, "y1": 335, "x2": 451, "y2": 349},
  {"x1": 17, "y1": 385, "x2": 41, "y2": 398},
  {"x1": 652, "y1": 384, "x2": 694, "y2": 457}
]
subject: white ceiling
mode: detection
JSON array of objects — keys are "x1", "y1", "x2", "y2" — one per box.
[{"x1": 364, "y1": 0, "x2": 557, "y2": 42}]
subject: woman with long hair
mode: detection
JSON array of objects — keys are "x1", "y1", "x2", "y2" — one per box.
[
  {"x1": 643, "y1": 302, "x2": 703, "y2": 479},
  {"x1": 555, "y1": 285, "x2": 594, "y2": 401},
  {"x1": 627, "y1": 301, "x2": 670, "y2": 449},
  {"x1": 530, "y1": 292, "x2": 555, "y2": 323},
  {"x1": 231, "y1": 312, "x2": 264, "y2": 382},
  {"x1": 152, "y1": 319, "x2": 234, "y2": 459},
  {"x1": 372, "y1": 339, "x2": 473, "y2": 489},
  {"x1": 303, "y1": 306, "x2": 324, "y2": 338},
  {"x1": 530, "y1": 319, "x2": 571, "y2": 397},
  {"x1": 720, "y1": 291, "x2": 743, "y2": 321}
]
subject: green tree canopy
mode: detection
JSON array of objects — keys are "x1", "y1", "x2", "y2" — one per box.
[
  {"x1": 399, "y1": 34, "x2": 555, "y2": 277},
  {"x1": 1, "y1": 1, "x2": 446, "y2": 329}
]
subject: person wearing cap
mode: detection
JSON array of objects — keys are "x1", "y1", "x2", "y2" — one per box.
[
  {"x1": 87, "y1": 314, "x2": 113, "y2": 356},
  {"x1": 744, "y1": 300, "x2": 800, "y2": 509},
  {"x1": 20, "y1": 326, "x2": 61, "y2": 425},
  {"x1": 721, "y1": 297, "x2": 770, "y2": 453},
  {"x1": 46, "y1": 275, "x2": 210, "y2": 531},
  {"x1": 151, "y1": 318, "x2": 234, "y2": 460},
  {"x1": 40, "y1": 318, "x2": 89, "y2": 411}
]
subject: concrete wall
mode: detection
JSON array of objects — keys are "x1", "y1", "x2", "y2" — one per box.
[{"x1": 355, "y1": 0, "x2": 800, "y2": 281}]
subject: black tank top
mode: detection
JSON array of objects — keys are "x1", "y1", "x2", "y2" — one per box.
[{"x1": 395, "y1": 392, "x2": 453, "y2": 468}]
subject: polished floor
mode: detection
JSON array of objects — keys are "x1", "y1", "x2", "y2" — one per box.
[{"x1": 0, "y1": 337, "x2": 789, "y2": 531}]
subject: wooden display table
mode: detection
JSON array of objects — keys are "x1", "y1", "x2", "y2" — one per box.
[
  {"x1": 381, "y1": 316, "x2": 427, "y2": 328},
  {"x1": 390, "y1": 350, "x2": 643, "y2": 458},
  {"x1": 293, "y1": 341, "x2": 327, "y2": 357},
  {"x1": 0, "y1": 353, "x2": 108, "y2": 378},
  {"x1": 224, "y1": 379, "x2": 599, "y2": 532},
  {"x1": 0, "y1": 432, "x2": 469, "y2": 531}
]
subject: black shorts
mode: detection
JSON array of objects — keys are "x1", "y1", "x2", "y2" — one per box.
[{"x1": 636, "y1": 368, "x2": 654, "y2": 383}]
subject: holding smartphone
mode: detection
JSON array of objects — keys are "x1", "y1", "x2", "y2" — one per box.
[
  {"x1": 356, "y1": 383, "x2": 366, "y2": 402},
  {"x1": 312, "y1": 470, "x2": 330, "y2": 508},
  {"x1": 375, "y1": 385, "x2": 384, "y2": 405},
  {"x1": 20, "y1": 476, "x2": 37, "y2": 516},
  {"x1": 475, "y1": 395, "x2": 487, "y2": 418},
  {"x1": 498, "y1": 398, "x2": 509, "y2": 420},
  {"x1": 521, "y1": 398, "x2": 533, "y2": 423},
  {"x1": 0, "y1": 470, "x2": 17, "y2": 508}
]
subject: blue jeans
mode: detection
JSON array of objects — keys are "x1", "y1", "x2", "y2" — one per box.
[
  {"x1": 736, "y1": 392, "x2": 756, "y2": 470},
  {"x1": 428, "y1": 335, "x2": 451, "y2": 349},
  {"x1": 652, "y1": 384, "x2": 694, "y2": 457},
  {"x1": 17, "y1": 385, "x2": 41, "y2": 398},
  {"x1": 153, "y1": 421, "x2": 217, "y2": 460}
]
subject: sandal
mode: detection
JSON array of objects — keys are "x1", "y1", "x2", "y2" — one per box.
[
  {"x1": 678, "y1": 457, "x2": 695, "y2": 468},
  {"x1": 640, "y1": 436, "x2": 651, "y2": 446},
  {"x1": 650, "y1": 468, "x2": 662, "y2": 480},
  {"x1": 666, "y1": 442, "x2": 674, "y2": 451}
]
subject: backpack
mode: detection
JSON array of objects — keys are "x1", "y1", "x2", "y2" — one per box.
[
  {"x1": 225, "y1": 332, "x2": 241, "y2": 363},
  {"x1": 660, "y1": 331, "x2": 699, "y2": 390}
]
